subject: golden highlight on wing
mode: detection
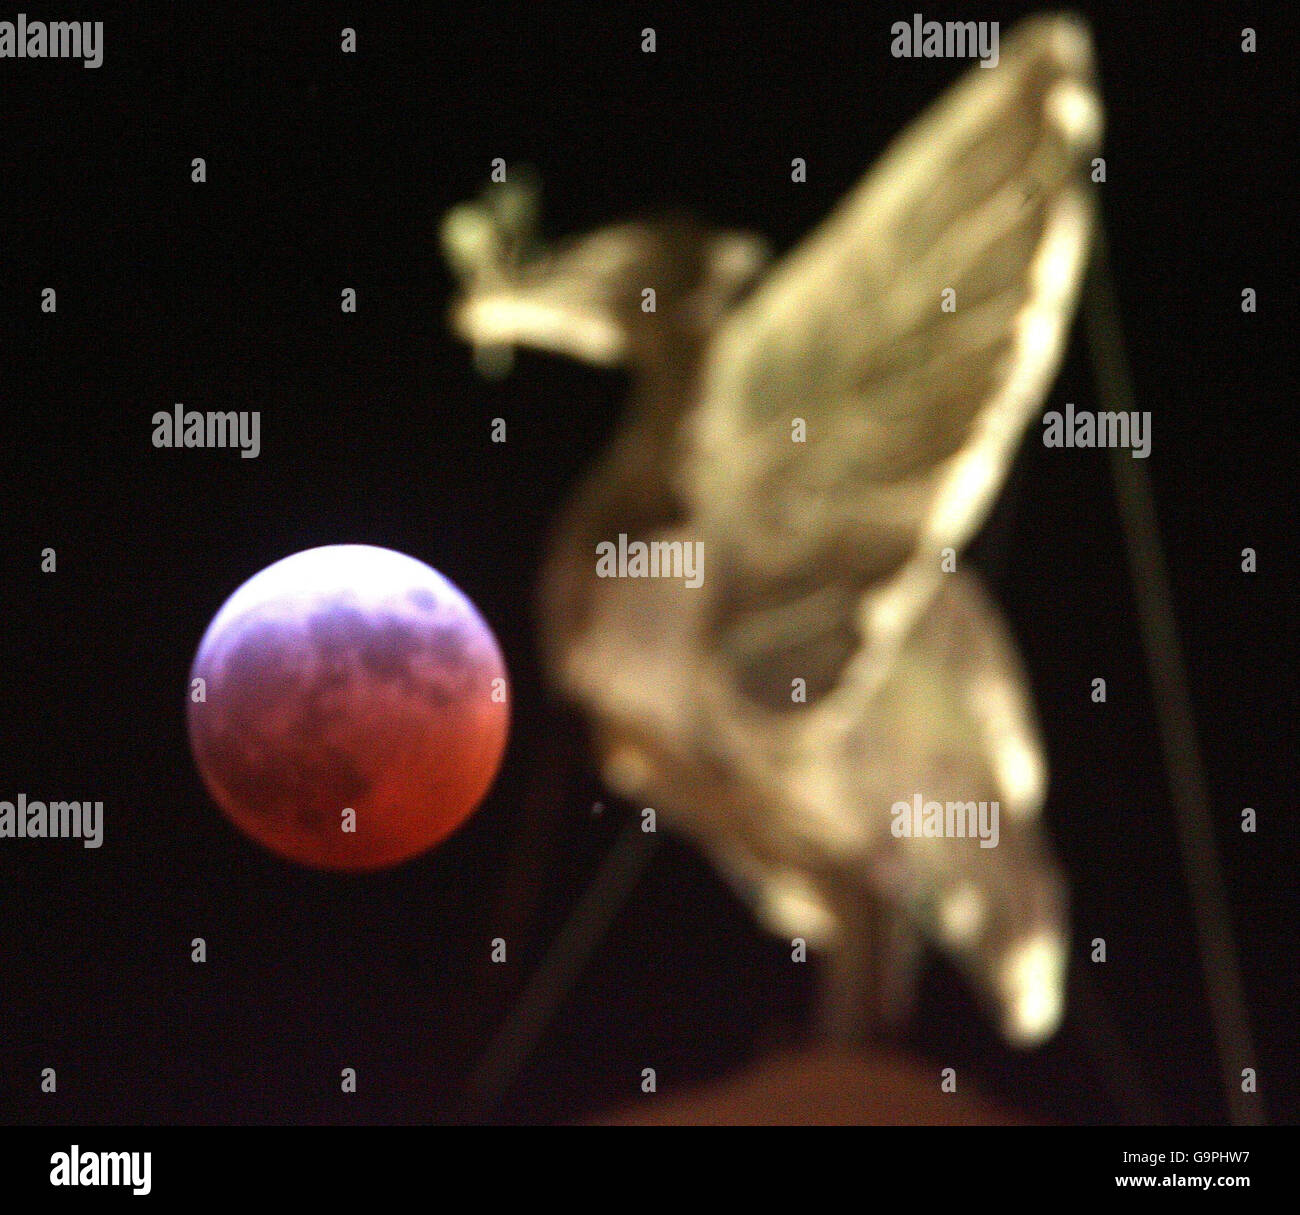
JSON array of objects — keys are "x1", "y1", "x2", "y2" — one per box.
[{"x1": 682, "y1": 15, "x2": 1102, "y2": 703}]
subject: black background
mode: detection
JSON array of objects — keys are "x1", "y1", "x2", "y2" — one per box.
[{"x1": 0, "y1": 0, "x2": 1293, "y2": 1125}]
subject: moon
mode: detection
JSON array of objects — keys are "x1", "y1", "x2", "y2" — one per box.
[{"x1": 187, "y1": 545, "x2": 509, "y2": 870}]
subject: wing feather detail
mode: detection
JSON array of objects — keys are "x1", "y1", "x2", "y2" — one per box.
[{"x1": 680, "y1": 15, "x2": 1102, "y2": 706}]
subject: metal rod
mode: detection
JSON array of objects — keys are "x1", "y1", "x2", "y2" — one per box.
[
  {"x1": 1083, "y1": 223, "x2": 1264, "y2": 1126},
  {"x1": 461, "y1": 817, "x2": 661, "y2": 1118}
]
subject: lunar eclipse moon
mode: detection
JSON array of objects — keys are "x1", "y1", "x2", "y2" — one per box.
[{"x1": 187, "y1": 545, "x2": 509, "y2": 870}]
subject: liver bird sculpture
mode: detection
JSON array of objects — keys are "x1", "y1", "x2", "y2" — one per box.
[{"x1": 442, "y1": 14, "x2": 1102, "y2": 1048}]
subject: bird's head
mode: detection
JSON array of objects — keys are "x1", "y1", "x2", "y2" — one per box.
[{"x1": 441, "y1": 175, "x2": 769, "y2": 376}]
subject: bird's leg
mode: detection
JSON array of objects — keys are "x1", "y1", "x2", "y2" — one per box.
[
  {"x1": 816, "y1": 904, "x2": 879, "y2": 1046},
  {"x1": 816, "y1": 887, "x2": 918, "y2": 1046}
]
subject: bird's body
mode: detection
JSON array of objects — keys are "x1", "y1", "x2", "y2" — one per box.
[{"x1": 444, "y1": 14, "x2": 1101, "y2": 1047}]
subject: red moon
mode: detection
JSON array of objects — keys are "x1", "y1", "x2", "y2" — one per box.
[{"x1": 187, "y1": 545, "x2": 509, "y2": 870}]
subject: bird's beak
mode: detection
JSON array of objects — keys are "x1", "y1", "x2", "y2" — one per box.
[{"x1": 451, "y1": 283, "x2": 628, "y2": 370}]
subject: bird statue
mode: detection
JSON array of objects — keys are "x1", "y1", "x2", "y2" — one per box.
[{"x1": 442, "y1": 14, "x2": 1102, "y2": 1049}]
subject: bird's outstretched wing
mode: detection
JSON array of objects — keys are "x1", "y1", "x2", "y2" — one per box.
[{"x1": 680, "y1": 15, "x2": 1102, "y2": 706}]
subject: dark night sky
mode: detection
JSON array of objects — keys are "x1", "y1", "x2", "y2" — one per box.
[{"x1": 0, "y1": 1, "x2": 1293, "y2": 1125}]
